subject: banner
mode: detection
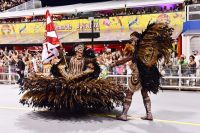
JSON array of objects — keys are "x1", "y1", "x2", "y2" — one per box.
[{"x1": 0, "y1": 11, "x2": 185, "y2": 44}]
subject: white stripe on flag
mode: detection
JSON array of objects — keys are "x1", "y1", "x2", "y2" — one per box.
[
  {"x1": 46, "y1": 42, "x2": 60, "y2": 50},
  {"x1": 42, "y1": 43, "x2": 59, "y2": 63},
  {"x1": 42, "y1": 43, "x2": 49, "y2": 61},
  {"x1": 47, "y1": 31, "x2": 57, "y2": 38},
  {"x1": 47, "y1": 16, "x2": 51, "y2": 25},
  {"x1": 49, "y1": 48, "x2": 59, "y2": 57}
]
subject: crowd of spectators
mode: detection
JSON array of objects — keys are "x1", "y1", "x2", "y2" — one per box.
[
  {"x1": 97, "y1": 48, "x2": 130, "y2": 77},
  {"x1": 0, "y1": 47, "x2": 200, "y2": 82},
  {"x1": 97, "y1": 50, "x2": 200, "y2": 79},
  {"x1": 159, "y1": 51, "x2": 200, "y2": 86},
  {"x1": 94, "y1": 4, "x2": 183, "y2": 18},
  {"x1": 0, "y1": 48, "x2": 42, "y2": 76},
  {"x1": 0, "y1": 3, "x2": 184, "y2": 24},
  {"x1": 161, "y1": 51, "x2": 200, "y2": 78},
  {"x1": 0, "y1": 47, "x2": 129, "y2": 77},
  {"x1": 0, "y1": 47, "x2": 200, "y2": 87},
  {"x1": 0, "y1": 0, "x2": 27, "y2": 12}
]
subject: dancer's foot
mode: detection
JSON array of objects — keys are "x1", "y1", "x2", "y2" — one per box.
[
  {"x1": 116, "y1": 114, "x2": 128, "y2": 121},
  {"x1": 141, "y1": 113, "x2": 153, "y2": 121}
]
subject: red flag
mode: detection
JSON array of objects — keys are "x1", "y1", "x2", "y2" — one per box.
[{"x1": 42, "y1": 10, "x2": 59, "y2": 63}]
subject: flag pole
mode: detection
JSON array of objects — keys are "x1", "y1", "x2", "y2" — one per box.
[{"x1": 59, "y1": 43, "x2": 68, "y2": 68}]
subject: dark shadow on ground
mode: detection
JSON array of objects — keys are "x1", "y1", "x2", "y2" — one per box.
[
  {"x1": 26, "y1": 109, "x2": 121, "y2": 121},
  {"x1": 14, "y1": 109, "x2": 199, "y2": 133},
  {"x1": 15, "y1": 110, "x2": 123, "y2": 133}
]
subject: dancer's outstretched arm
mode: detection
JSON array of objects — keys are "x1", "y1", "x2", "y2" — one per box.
[{"x1": 111, "y1": 55, "x2": 132, "y2": 67}]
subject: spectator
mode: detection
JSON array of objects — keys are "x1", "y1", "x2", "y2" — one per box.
[
  {"x1": 177, "y1": 55, "x2": 188, "y2": 74},
  {"x1": 192, "y1": 50, "x2": 200, "y2": 67},
  {"x1": 178, "y1": 55, "x2": 188, "y2": 65},
  {"x1": 183, "y1": 55, "x2": 197, "y2": 76},
  {"x1": 16, "y1": 55, "x2": 25, "y2": 85},
  {"x1": 112, "y1": 54, "x2": 117, "y2": 75}
]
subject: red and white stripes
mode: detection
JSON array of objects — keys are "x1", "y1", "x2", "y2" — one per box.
[{"x1": 42, "y1": 10, "x2": 60, "y2": 63}]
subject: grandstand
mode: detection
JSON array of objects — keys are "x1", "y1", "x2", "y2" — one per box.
[
  {"x1": 0, "y1": 0, "x2": 184, "y2": 18},
  {"x1": 0, "y1": 0, "x2": 185, "y2": 50},
  {"x1": 4, "y1": 0, "x2": 42, "y2": 12},
  {"x1": 0, "y1": 0, "x2": 27, "y2": 12}
]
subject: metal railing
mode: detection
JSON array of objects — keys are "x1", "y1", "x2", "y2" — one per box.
[
  {"x1": 1, "y1": 64, "x2": 200, "y2": 91},
  {"x1": 160, "y1": 76, "x2": 200, "y2": 90},
  {"x1": 106, "y1": 74, "x2": 130, "y2": 87},
  {"x1": 106, "y1": 74, "x2": 200, "y2": 91},
  {"x1": 0, "y1": 73, "x2": 19, "y2": 84},
  {"x1": 0, "y1": 66, "x2": 19, "y2": 84}
]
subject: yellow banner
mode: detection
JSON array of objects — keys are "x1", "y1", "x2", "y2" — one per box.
[{"x1": 0, "y1": 11, "x2": 185, "y2": 43}]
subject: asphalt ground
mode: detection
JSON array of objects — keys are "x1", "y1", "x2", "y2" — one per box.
[{"x1": 0, "y1": 85, "x2": 200, "y2": 133}]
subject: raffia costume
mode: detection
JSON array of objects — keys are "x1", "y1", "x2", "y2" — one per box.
[
  {"x1": 114, "y1": 23, "x2": 173, "y2": 121},
  {"x1": 20, "y1": 48, "x2": 124, "y2": 111}
]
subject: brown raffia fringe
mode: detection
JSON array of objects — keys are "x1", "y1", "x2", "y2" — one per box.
[{"x1": 20, "y1": 76, "x2": 125, "y2": 111}]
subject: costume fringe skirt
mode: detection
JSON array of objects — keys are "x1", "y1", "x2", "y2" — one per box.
[{"x1": 20, "y1": 76, "x2": 125, "y2": 111}]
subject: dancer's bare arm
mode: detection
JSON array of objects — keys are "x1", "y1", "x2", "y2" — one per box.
[{"x1": 111, "y1": 56, "x2": 132, "y2": 67}]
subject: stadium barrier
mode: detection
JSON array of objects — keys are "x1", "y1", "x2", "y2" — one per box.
[
  {"x1": 106, "y1": 74, "x2": 200, "y2": 91},
  {"x1": 0, "y1": 66, "x2": 19, "y2": 84},
  {"x1": 1, "y1": 65, "x2": 200, "y2": 91},
  {"x1": 160, "y1": 65, "x2": 200, "y2": 90}
]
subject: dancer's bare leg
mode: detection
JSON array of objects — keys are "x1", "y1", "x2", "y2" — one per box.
[{"x1": 141, "y1": 89, "x2": 153, "y2": 121}]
